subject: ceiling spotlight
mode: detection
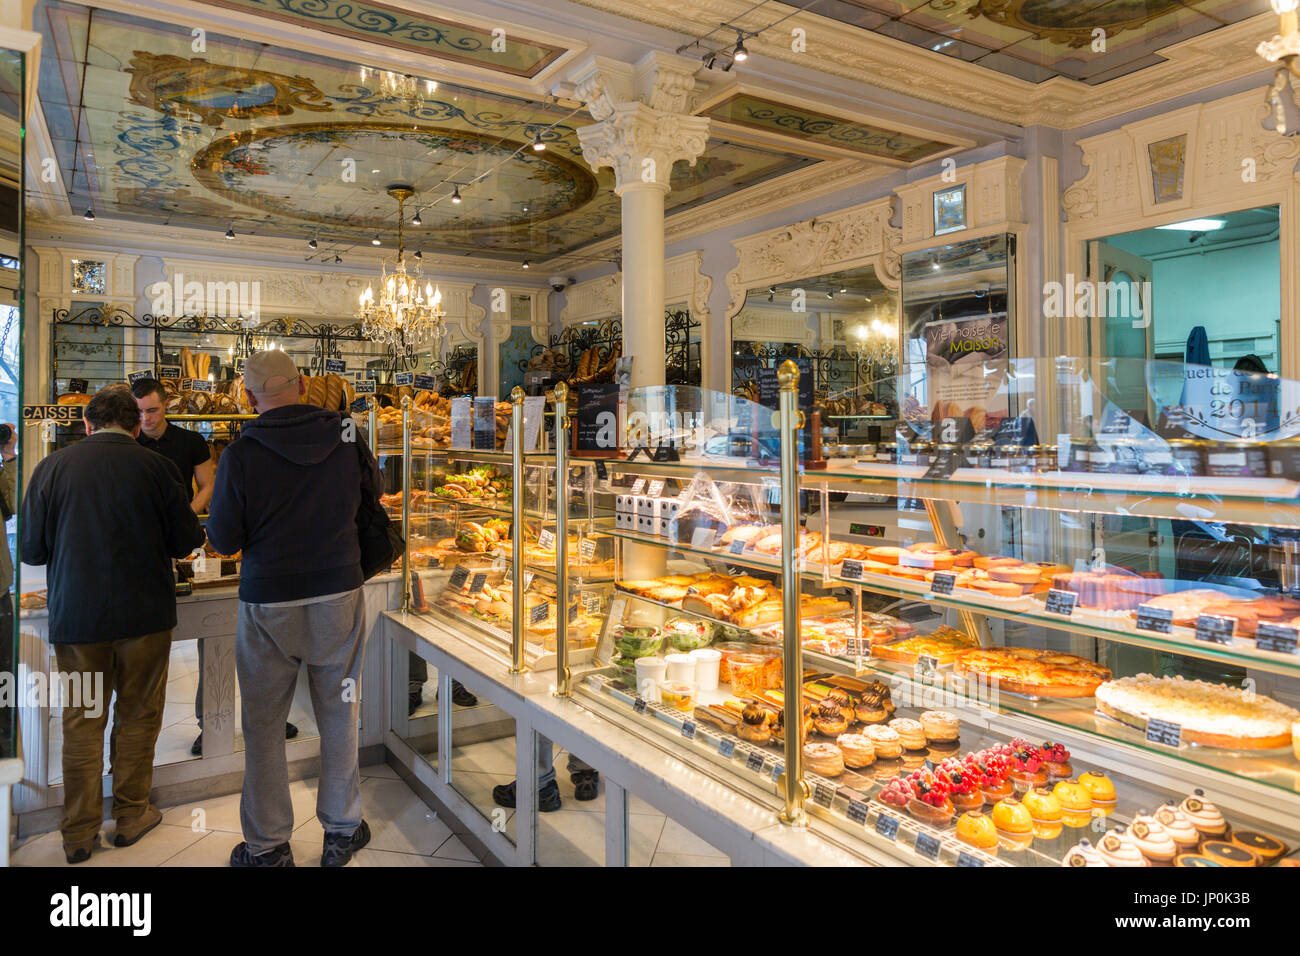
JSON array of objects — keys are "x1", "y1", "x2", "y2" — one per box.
[
  {"x1": 334, "y1": 255, "x2": 342, "y2": 264},
  {"x1": 839, "y1": 286, "x2": 847, "y2": 294},
  {"x1": 414, "y1": 249, "x2": 423, "y2": 260},
  {"x1": 371, "y1": 235, "x2": 381, "y2": 245},
  {"x1": 531, "y1": 133, "x2": 546, "y2": 151},
  {"x1": 768, "y1": 286, "x2": 777, "y2": 293},
  {"x1": 225, "y1": 225, "x2": 235, "y2": 240},
  {"x1": 733, "y1": 32, "x2": 748, "y2": 62},
  {"x1": 521, "y1": 259, "x2": 530, "y2": 269},
  {"x1": 308, "y1": 237, "x2": 318, "y2": 249},
  {"x1": 704, "y1": 52, "x2": 717, "y2": 69},
  {"x1": 83, "y1": 208, "x2": 95, "y2": 221},
  {"x1": 522, "y1": 205, "x2": 529, "y2": 213},
  {"x1": 451, "y1": 185, "x2": 462, "y2": 204},
  {"x1": 931, "y1": 260, "x2": 941, "y2": 271},
  {"x1": 412, "y1": 209, "x2": 422, "y2": 226}
]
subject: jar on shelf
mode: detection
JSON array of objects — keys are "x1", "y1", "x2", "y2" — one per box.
[
  {"x1": 964, "y1": 439, "x2": 993, "y2": 469},
  {"x1": 875, "y1": 441, "x2": 898, "y2": 464}
]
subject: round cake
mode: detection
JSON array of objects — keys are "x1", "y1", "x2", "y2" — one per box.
[{"x1": 1095, "y1": 674, "x2": 1299, "y2": 750}]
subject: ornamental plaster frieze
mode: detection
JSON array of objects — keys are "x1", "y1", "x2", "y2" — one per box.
[{"x1": 724, "y1": 195, "x2": 901, "y2": 320}]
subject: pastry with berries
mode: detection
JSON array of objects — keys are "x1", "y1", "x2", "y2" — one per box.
[
  {"x1": 1008, "y1": 738, "x2": 1048, "y2": 791},
  {"x1": 936, "y1": 757, "x2": 984, "y2": 813},
  {"x1": 1041, "y1": 741, "x2": 1073, "y2": 782},
  {"x1": 904, "y1": 767, "x2": 955, "y2": 827},
  {"x1": 879, "y1": 775, "x2": 912, "y2": 810},
  {"x1": 966, "y1": 750, "x2": 1014, "y2": 802}
]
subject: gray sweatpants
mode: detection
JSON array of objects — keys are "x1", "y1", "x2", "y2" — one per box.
[{"x1": 236, "y1": 588, "x2": 366, "y2": 853}]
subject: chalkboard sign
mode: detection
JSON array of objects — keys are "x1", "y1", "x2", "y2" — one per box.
[
  {"x1": 394, "y1": 372, "x2": 414, "y2": 386},
  {"x1": 67, "y1": 378, "x2": 89, "y2": 394},
  {"x1": 128, "y1": 369, "x2": 153, "y2": 384},
  {"x1": 914, "y1": 831, "x2": 940, "y2": 861},
  {"x1": 189, "y1": 379, "x2": 215, "y2": 393},
  {"x1": 448, "y1": 566, "x2": 469, "y2": 590},
  {"x1": 1135, "y1": 604, "x2": 1173, "y2": 634},
  {"x1": 324, "y1": 359, "x2": 346, "y2": 374},
  {"x1": 413, "y1": 374, "x2": 438, "y2": 392},
  {"x1": 160, "y1": 366, "x2": 182, "y2": 380},
  {"x1": 846, "y1": 799, "x2": 869, "y2": 825},
  {"x1": 875, "y1": 814, "x2": 899, "y2": 840},
  {"x1": 923, "y1": 447, "x2": 965, "y2": 479},
  {"x1": 234, "y1": 358, "x2": 245, "y2": 372},
  {"x1": 354, "y1": 379, "x2": 376, "y2": 395},
  {"x1": 812, "y1": 782, "x2": 836, "y2": 809},
  {"x1": 1256, "y1": 622, "x2": 1299, "y2": 654},
  {"x1": 1195, "y1": 614, "x2": 1235, "y2": 645},
  {"x1": 754, "y1": 366, "x2": 812, "y2": 410},
  {"x1": 841, "y1": 559, "x2": 864, "y2": 581},
  {"x1": 595, "y1": 460, "x2": 607, "y2": 480},
  {"x1": 930, "y1": 572, "x2": 956, "y2": 596},
  {"x1": 574, "y1": 383, "x2": 620, "y2": 451},
  {"x1": 1045, "y1": 589, "x2": 1077, "y2": 616},
  {"x1": 530, "y1": 601, "x2": 550, "y2": 625},
  {"x1": 468, "y1": 572, "x2": 487, "y2": 594},
  {"x1": 472, "y1": 397, "x2": 496, "y2": 450},
  {"x1": 1146, "y1": 717, "x2": 1182, "y2": 748}
]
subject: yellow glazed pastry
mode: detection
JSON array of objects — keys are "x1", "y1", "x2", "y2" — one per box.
[
  {"x1": 991, "y1": 796, "x2": 1034, "y2": 850},
  {"x1": 1052, "y1": 780, "x2": 1093, "y2": 828},
  {"x1": 1078, "y1": 770, "x2": 1117, "y2": 817},
  {"x1": 1022, "y1": 786, "x2": 1064, "y2": 840},
  {"x1": 955, "y1": 811, "x2": 999, "y2": 856}
]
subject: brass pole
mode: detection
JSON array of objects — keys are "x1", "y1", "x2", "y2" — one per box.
[
  {"x1": 509, "y1": 387, "x2": 528, "y2": 674},
  {"x1": 776, "y1": 360, "x2": 808, "y2": 827},
  {"x1": 367, "y1": 401, "x2": 377, "y2": 453},
  {"x1": 401, "y1": 395, "x2": 412, "y2": 612},
  {"x1": 553, "y1": 382, "x2": 571, "y2": 697}
]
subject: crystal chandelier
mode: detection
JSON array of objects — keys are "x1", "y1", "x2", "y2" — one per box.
[
  {"x1": 358, "y1": 185, "x2": 445, "y2": 349},
  {"x1": 1259, "y1": 0, "x2": 1300, "y2": 133},
  {"x1": 358, "y1": 67, "x2": 437, "y2": 108}
]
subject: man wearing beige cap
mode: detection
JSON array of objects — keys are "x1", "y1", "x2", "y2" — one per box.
[{"x1": 207, "y1": 349, "x2": 382, "y2": 867}]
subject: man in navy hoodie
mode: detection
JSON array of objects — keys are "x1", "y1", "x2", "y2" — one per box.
[{"x1": 207, "y1": 349, "x2": 381, "y2": 867}]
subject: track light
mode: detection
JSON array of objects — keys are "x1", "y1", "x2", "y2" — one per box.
[
  {"x1": 412, "y1": 208, "x2": 422, "y2": 226},
  {"x1": 451, "y1": 185, "x2": 462, "y2": 204},
  {"x1": 225, "y1": 225, "x2": 235, "y2": 240},
  {"x1": 826, "y1": 291, "x2": 834, "y2": 299},
  {"x1": 531, "y1": 133, "x2": 546, "y2": 151},
  {"x1": 334, "y1": 255, "x2": 342, "y2": 264},
  {"x1": 839, "y1": 286, "x2": 847, "y2": 294},
  {"x1": 521, "y1": 259, "x2": 530, "y2": 269},
  {"x1": 308, "y1": 237, "x2": 317, "y2": 249},
  {"x1": 83, "y1": 208, "x2": 95, "y2": 221},
  {"x1": 733, "y1": 32, "x2": 748, "y2": 62},
  {"x1": 415, "y1": 249, "x2": 422, "y2": 261},
  {"x1": 372, "y1": 235, "x2": 381, "y2": 245}
]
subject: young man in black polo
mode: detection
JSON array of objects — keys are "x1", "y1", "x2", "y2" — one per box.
[{"x1": 131, "y1": 378, "x2": 295, "y2": 755}]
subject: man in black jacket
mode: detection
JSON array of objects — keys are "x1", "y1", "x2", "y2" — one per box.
[
  {"x1": 21, "y1": 386, "x2": 204, "y2": 863},
  {"x1": 207, "y1": 349, "x2": 380, "y2": 867}
]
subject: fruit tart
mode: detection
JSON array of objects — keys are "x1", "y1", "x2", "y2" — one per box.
[
  {"x1": 936, "y1": 757, "x2": 984, "y2": 813},
  {"x1": 879, "y1": 776, "x2": 912, "y2": 811},
  {"x1": 1008, "y1": 739, "x2": 1048, "y2": 791},
  {"x1": 1040, "y1": 740, "x2": 1073, "y2": 782},
  {"x1": 966, "y1": 750, "x2": 1014, "y2": 802},
  {"x1": 904, "y1": 767, "x2": 955, "y2": 827}
]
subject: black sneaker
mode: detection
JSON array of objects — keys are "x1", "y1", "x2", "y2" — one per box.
[
  {"x1": 190, "y1": 733, "x2": 202, "y2": 757},
  {"x1": 407, "y1": 689, "x2": 422, "y2": 716},
  {"x1": 450, "y1": 682, "x2": 478, "y2": 707},
  {"x1": 229, "y1": 842, "x2": 294, "y2": 867},
  {"x1": 321, "y1": 820, "x2": 371, "y2": 867},
  {"x1": 285, "y1": 722, "x2": 299, "y2": 740},
  {"x1": 491, "y1": 780, "x2": 561, "y2": 812}
]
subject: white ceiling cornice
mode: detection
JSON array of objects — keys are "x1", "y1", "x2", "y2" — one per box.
[{"x1": 566, "y1": 0, "x2": 1282, "y2": 130}]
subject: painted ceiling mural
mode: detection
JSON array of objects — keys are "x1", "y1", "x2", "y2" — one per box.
[
  {"x1": 34, "y1": 1, "x2": 817, "y2": 259},
  {"x1": 814, "y1": 0, "x2": 1270, "y2": 83}
]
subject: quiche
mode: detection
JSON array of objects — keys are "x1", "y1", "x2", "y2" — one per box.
[
  {"x1": 951, "y1": 647, "x2": 1111, "y2": 698},
  {"x1": 870, "y1": 626, "x2": 980, "y2": 665}
]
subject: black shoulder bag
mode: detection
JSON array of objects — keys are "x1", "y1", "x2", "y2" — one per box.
[{"x1": 355, "y1": 442, "x2": 405, "y2": 580}]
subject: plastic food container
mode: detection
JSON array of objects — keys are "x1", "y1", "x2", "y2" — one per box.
[
  {"x1": 658, "y1": 680, "x2": 696, "y2": 712},
  {"x1": 763, "y1": 654, "x2": 784, "y2": 690},
  {"x1": 663, "y1": 616, "x2": 714, "y2": 652},
  {"x1": 728, "y1": 654, "x2": 769, "y2": 697},
  {"x1": 689, "y1": 648, "x2": 722, "y2": 691},
  {"x1": 664, "y1": 652, "x2": 696, "y2": 684},
  {"x1": 714, "y1": 642, "x2": 757, "y2": 682},
  {"x1": 612, "y1": 624, "x2": 662, "y2": 659},
  {"x1": 634, "y1": 657, "x2": 667, "y2": 702}
]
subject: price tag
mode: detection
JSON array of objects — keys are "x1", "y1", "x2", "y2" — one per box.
[
  {"x1": 629, "y1": 478, "x2": 646, "y2": 496},
  {"x1": 448, "y1": 566, "x2": 469, "y2": 590},
  {"x1": 1135, "y1": 604, "x2": 1174, "y2": 634},
  {"x1": 413, "y1": 373, "x2": 438, "y2": 392},
  {"x1": 582, "y1": 593, "x2": 601, "y2": 616},
  {"x1": 160, "y1": 366, "x2": 182, "y2": 379},
  {"x1": 1045, "y1": 588, "x2": 1077, "y2": 616},
  {"x1": 681, "y1": 720, "x2": 696, "y2": 740},
  {"x1": 234, "y1": 358, "x2": 245, "y2": 372},
  {"x1": 846, "y1": 799, "x2": 869, "y2": 825},
  {"x1": 633, "y1": 697, "x2": 647, "y2": 714},
  {"x1": 914, "y1": 831, "x2": 941, "y2": 861},
  {"x1": 537, "y1": 529, "x2": 556, "y2": 551},
  {"x1": 875, "y1": 813, "x2": 900, "y2": 840},
  {"x1": 1145, "y1": 717, "x2": 1182, "y2": 748},
  {"x1": 844, "y1": 636, "x2": 861, "y2": 657},
  {"x1": 769, "y1": 761, "x2": 784, "y2": 782},
  {"x1": 930, "y1": 571, "x2": 955, "y2": 596},
  {"x1": 595, "y1": 460, "x2": 608, "y2": 480},
  {"x1": 812, "y1": 783, "x2": 836, "y2": 809},
  {"x1": 353, "y1": 379, "x2": 376, "y2": 395},
  {"x1": 468, "y1": 572, "x2": 487, "y2": 594},
  {"x1": 956, "y1": 851, "x2": 985, "y2": 868},
  {"x1": 1255, "y1": 622, "x2": 1300, "y2": 654},
  {"x1": 580, "y1": 539, "x2": 596, "y2": 561},
  {"x1": 746, "y1": 750, "x2": 765, "y2": 773},
  {"x1": 394, "y1": 371, "x2": 414, "y2": 386},
  {"x1": 530, "y1": 602, "x2": 550, "y2": 625},
  {"x1": 67, "y1": 378, "x2": 88, "y2": 394},
  {"x1": 728, "y1": 538, "x2": 748, "y2": 556},
  {"x1": 690, "y1": 526, "x2": 718, "y2": 550},
  {"x1": 189, "y1": 379, "x2": 215, "y2": 393},
  {"x1": 841, "y1": 559, "x2": 864, "y2": 581},
  {"x1": 647, "y1": 479, "x2": 665, "y2": 498},
  {"x1": 324, "y1": 358, "x2": 346, "y2": 374},
  {"x1": 127, "y1": 369, "x2": 153, "y2": 384},
  {"x1": 917, "y1": 655, "x2": 939, "y2": 678},
  {"x1": 1195, "y1": 614, "x2": 1235, "y2": 645},
  {"x1": 717, "y1": 737, "x2": 735, "y2": 758}
]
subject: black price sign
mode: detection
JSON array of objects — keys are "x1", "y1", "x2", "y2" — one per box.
[
  {"x1": 812, "y1": 783, "x2": 836, "y2": 809},
  {"x1": 1135, "y1": 604, "x2": 1174, "y2": 634},
  {"x1": 914, "y1": 831, "x2": 941, "y2": 861},
  {"x1": 875, "y1": 813, "x2": 900, "y2": 840},
  {"x1": 956, "y1": 852, "x2": 985, "y2": 868},
  {"x1": 67, "y1": 378, "x2": 89, "y2": 394},
  {"x1": 394, "y1": 372, "x2": 414, "y2": 386},
  {"x1": 1256, "y1": 622, "x2": 1300, "y2": 654},
  {"x1": 160, "y1": 366, "x2": 182, "y2": 379},
  {"x1": 923, "y1": 450, "x2": 964, "y2": 479},
  {"x1": 530, "y1": 602, "x2": 550, "y2": 625},
  {"x1": 189, "y1": 379, "x2": 215, "y2": 393},
  {"x1": 234, "y1": 358, "x2": 245, "y2": 372},
  {"x1": 846, "y1": 799, "x2": 869, "y2": 825},
  {"x1": 127, "y1": 369, "x2": 153, "y2": 384},
  {"x1": 930, "y1": 571, "x2": 956, "y2": 596},
  {"x1": 729, "y1": 538, "x2": 747, "y2": 555},
  {"x1": 1045, "y1": 588, "x2": 1077, "y2": 616},
  {"x1": 448, "y1": 566, "x2": 469, "y2": 590},
  {"x1": 325, "y1": 359, "x2": 347, "y2": 374},
  {"x1": 633, "y1": 697, "x2": 647, "y2": 714},
  {"x1": 354, "y1": 379, "x2": 376, "y2": 395},
  {"x1": 574, "y1": 383, "x2": 620, "y2": 451},
  {"x1": 680, "y1": 721, "x2": 696, "y2": 740},
  {"x1": 746, "y1": 751, "x2": 765, "y2": 773},
  {"x1": 468, "y1": 572, "x2": 487, "y2": 594},
  {"x1": 413, "y1": 374, "x2": 438, "y2": 391},
  {"x1": 1146, "y1": 717, "x2": 1182, "y2": 748},
  {"x1": 595, "y1": 460, "x2": 608, "y2": 480},
  {"x1": 845, "y1": 637, "x2": 861, "y2": 657},
  {"x1": 717, "y1": 737, "x2": 735, "y2": 758},
  {"x1": 841, "y1": 559, "x2": 864, "y2": 581},
  {"x1": 1195, "y1": 614, "x2": 1235, "y2": 645}
]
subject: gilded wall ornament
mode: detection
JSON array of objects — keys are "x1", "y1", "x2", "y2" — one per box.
[{"x1": 126, "y1": 52, "x2": 333, "y2": 127}]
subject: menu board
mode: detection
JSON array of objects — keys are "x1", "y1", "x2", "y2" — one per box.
[
  {"x1": 575, "y1": 384, "x2": 620, "y2": 451},
  {"x1": 450, "y1": 397, "x2": 472, "y2": 449},
  {"x1": 472, "y1": 397, "x2": 497, "y2": 450}
]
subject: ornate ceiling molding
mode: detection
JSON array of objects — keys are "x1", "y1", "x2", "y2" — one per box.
[
  {"x1": 724, "y1": 195, "x2": 901, "y2": 320},
  {"x1": 567, "y1": 0, "x2": 1281, "y2": 130}
]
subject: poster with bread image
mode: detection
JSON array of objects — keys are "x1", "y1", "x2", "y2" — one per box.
[{"x1": 924, "y1": 313, "x2": 1010, "y2": 438}]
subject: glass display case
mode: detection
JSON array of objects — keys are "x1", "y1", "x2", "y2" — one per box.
[{"x1": 567, "y1": 359, "x2": 1300, "y2": 867}]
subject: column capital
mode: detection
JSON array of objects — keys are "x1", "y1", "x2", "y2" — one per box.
[{"x1": 571, "y1": 51, "x2": 710, "y2": 193}]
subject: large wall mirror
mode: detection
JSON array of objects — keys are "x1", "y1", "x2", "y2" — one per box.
[{"x1": 731, "y1": 264, "x2": 898, "y2": 443}]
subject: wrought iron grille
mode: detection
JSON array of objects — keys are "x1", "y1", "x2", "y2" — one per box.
[{"x1": 665, "y1": 308, "x2": 701, "y2": 387}]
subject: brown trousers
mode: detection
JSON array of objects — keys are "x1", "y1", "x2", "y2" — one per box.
[{"x1": 54, "y1": 630, "x2": 171, "y2": 849}]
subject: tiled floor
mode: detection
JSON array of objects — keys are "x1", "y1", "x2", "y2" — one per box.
[{"x1": 10, "y1": 764, "x2": 482, "y2": 868}]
